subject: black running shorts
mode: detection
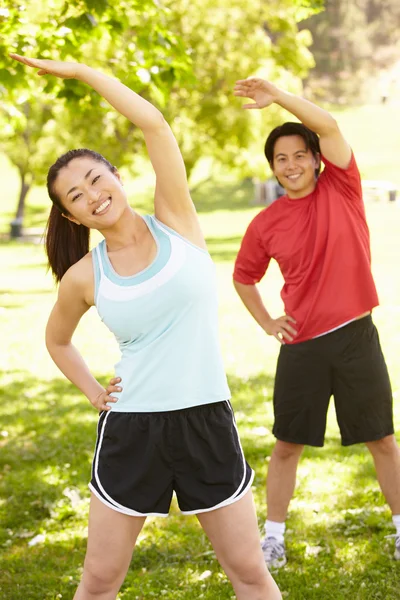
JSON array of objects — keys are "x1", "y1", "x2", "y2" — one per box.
[
  {"x1": 272, "y1": 316, "x2": 394, "y2": 447},
  {"x1": 89, "y1": 400, "x2": 254, "y2": 516}
]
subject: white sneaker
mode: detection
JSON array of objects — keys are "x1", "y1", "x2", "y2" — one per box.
[
  {"x1": 261, "y1": 536, "x2": 287, "y2": 569},
  {"x1": 385, "y1": 534, "x2": 400, "y2": 560}
]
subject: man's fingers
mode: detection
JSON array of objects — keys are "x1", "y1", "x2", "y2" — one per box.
[
  {"x1": 235, "y1": 78, "x2": 259, "y2": 85},
  {"x1": 278, "y1": 316, "x2": 298, "y2": 336},
  {"x1": 235, "y1": 79, "x2": 253, "y2": 86},
  {"x1": 281, "y1": 331, "x2": 294, "y2": 342},
  {"x1": 243, "y1": 103, "x2": 260, "y2": 110},
  {"x1": 234, "y1": 84, "x2": 251, "y2": 92},
  {"x1": 282, "y1": 324, "x2": 297, "y2": 336},
  {"x1": 285, "y1": 315, "x2": 297, "y2": 323},
  {"x1": 274, "y1": 333, "x2": 284, "y2": 344}
]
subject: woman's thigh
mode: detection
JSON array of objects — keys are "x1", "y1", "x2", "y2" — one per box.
[
  {"x1": 83, "y1": 494, "x2": 146, "y2": 583},
  {"x1": 196, "y1": 490, "x2": 268, "y2": 580}
]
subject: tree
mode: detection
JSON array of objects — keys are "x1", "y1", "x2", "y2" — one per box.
[
  {"x1": 299, "y1": 0, "x2": 400, "y2": 103},
  {"x1": 162, "y1": 0, "x2": 323, "y2": 179},
  {"x1": 0, "y1": 0, "x2": 192, "y2": 236},
  {"x1": 0, "y1": 0, "x2": 322, "y2": 236}
]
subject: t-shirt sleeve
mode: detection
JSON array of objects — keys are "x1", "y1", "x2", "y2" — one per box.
[
  {"x1": 233, "y1": 217, "x2": 271, "y2": 284},
  {"x1": 320, "y1": 152, "x2": 363, "y2": 202}
]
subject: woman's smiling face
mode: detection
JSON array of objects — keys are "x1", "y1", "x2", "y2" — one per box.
[{"x1": 53, "y1": 157, "x2": 128, "y2": 229}]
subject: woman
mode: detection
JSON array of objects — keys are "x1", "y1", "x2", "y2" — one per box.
[{"x1": 10, "y1": 53, "x2": 281, "y2": 600}]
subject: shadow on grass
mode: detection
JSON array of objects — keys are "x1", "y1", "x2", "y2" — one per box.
[
  {"x1": 14, "y1": 260, "x2": 48, "y2": 270},
  {"x1": 1, "y1": 370, "x2": 399, "y2": 599},
  {"x1": 192, "y1": 178, "x2": 256, "y2": 213},
  {"x1": 0, "y1": 289, "x2": 51, "y2": 295},
  {"x1": 205, "y1": 235, "x2": 243, "y2": 262}
]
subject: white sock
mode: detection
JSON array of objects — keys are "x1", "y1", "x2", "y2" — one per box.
[
  {"x1": 393, "y1": 514, "x2": 400, "y2": 536},
  {"x1": 265, "y1": 520, "x2": 286, "y2": 543}
]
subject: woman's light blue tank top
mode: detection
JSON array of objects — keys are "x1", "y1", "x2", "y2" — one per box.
[{"x1": 92, "y1": 215, "x2": 231, "y2": 412}]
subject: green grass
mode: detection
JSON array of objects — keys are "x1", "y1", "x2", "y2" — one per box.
[{"x1": 1, "y1": 103, "x2": 400, "y2": 599}]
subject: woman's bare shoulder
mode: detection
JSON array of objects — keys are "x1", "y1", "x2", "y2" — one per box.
[{"x1": 59, "y1": 252, "x2": 95, "y2": 306}]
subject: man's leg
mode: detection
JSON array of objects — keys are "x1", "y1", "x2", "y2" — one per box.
[
  {"x1": 266, "y1": 339, "x2": 331, "y2": 568},
  {"x1": 332, "y1": 316, "x2": 398, "y2": 557},
  {"x1": 366, "y1": 434, "x2": 400, "y2": 514},
  {"x1": 366, "y1": 434, "x2": 400, "y2": 559},
  {"x1": 261, "y1": 440, "x2": 304, "y2": 568},
  {"x1": 266, "y1": 440, "x2": 304, "y2": 523}
]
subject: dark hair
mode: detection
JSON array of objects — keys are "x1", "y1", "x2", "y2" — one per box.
[
  {"x1": 45, "y1": 149, "x2": 116, "y2": 283},
  {"x1": 264, "y1": 122, "x2": 321, "y2": 178}
]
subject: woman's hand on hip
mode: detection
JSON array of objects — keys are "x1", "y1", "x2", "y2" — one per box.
[{"x1": 91, "y1": 377, "x2": 122, "y2": 412}]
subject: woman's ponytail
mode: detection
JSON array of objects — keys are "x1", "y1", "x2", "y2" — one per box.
[{"x1": 45, "y1": 205, "x2": 90, "y2": 282}]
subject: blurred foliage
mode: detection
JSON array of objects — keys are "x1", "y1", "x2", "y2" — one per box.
[
  {"x1": 0, "y1": 0, "x2": 322, "y2": 225},
  {"x1": 0, "y1": 0, "x2": 192, "y2": 189},
  {"x1": 161, "y1": 0, "x2": 322, "y2": 179},
  {"x1": 299, "y1": 0, "x2": 400, "y2": 103}
]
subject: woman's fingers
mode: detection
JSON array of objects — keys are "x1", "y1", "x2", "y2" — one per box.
[
  {"x1": 105, "y1": 384, "x2": 122, "y2": 395},
  {"x1": 9, "y1": 55, "x2": 78, "y2": 79},
  {"x1": 10, "y1": 53, "x2": 42, "y2": 68},
  {"x1": 105, "y1": 394, "x2": 118, "y2": 404},
  {"x1": 10, "y1": 54, "x2": 51, "y2": 76}
]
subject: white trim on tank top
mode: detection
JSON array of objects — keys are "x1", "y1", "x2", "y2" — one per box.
[{"x1": 95, "y1": 231, "x2": 187, "y2": 303}]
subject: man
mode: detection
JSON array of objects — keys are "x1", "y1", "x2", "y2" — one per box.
[{"x1": 233, "y1": 77, "x2": 400, "y2": 568}]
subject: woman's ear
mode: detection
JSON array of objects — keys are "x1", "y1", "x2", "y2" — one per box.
[
  {"x1": 113, "y1": 168, "x2": 123, "y2": 185},
  {"x1": 62, "y1": 213, "x2": 81, "y2": 225}
]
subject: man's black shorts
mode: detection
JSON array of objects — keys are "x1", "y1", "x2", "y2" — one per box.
[
  {"x1": 89, "y1": 400, "x2": 254, "y2": 516},
  {"x1": 273, "y1": 315, "x2": 394, "y2": 447}
]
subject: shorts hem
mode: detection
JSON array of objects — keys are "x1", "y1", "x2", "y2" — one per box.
[
  {"x1": 180, "y1": 468, "x2": 255, "y2": 515},
  {"x1": 89, "y1": 484, "x2": 169, "y2": 518},
  {"x1": 274, "y1": 434, "x2": 324, "y2": 448},
  {"x1": 341, "y1": 429, "x2": 395, "y2": 447}
]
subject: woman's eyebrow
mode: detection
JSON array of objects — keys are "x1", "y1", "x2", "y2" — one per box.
[{"x1": 67, "y1": 169, "x2": 95, "y2": 196}]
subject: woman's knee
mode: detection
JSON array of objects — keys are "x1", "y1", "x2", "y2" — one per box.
[
  {"x1": 228, "y1": 554, "x2": 269, "y2": 587},
  {"x1": 81, "y1": 558, "x2": 123, "y2": 595}
]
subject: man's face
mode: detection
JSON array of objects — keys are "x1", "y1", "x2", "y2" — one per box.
[{"x1": 272, "y1": 135, "x2": 320, "y2": 199}]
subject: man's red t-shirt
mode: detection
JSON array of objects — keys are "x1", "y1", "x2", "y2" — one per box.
[{"x1": 233, "y1": 154, "x2": 379, "y2": 343}]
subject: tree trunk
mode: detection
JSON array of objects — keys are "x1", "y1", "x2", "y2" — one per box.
[{"x1": 10, "y1": 171, "x2": 32, "y2": 239}]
